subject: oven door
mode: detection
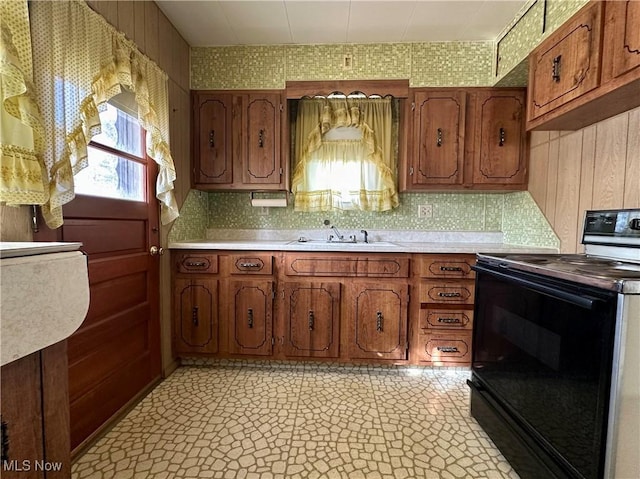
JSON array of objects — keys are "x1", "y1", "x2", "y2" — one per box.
[{"x1": 471, "y1": 262, "x2": 618, "y2": 479}]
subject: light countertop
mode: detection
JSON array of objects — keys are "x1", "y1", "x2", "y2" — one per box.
[{"x1": 169, "y1": 230, "x2": 558, "y2": 255}]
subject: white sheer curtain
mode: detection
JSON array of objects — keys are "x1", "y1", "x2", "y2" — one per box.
[
  {"x1": 0, "y1": 0, "x2": 47, "y2": 206},
  {"x1": 29, "y1": 0, "x2": 179, "y2": 228},
  {"x1": 291, "y1": 97, "x2": 398, "y2": 212}
]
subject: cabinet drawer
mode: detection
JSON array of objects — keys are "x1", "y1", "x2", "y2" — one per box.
[
  {"x1": 285, "y1": 255, "x2": 409, "y2": 278},
  {"x1": 418, "y1": 255, "x2": 475, "y2": 279},
  {"x1": 230, "y1": 254, "x2": 274, "y2": 275},
  {"x1": 175, "y1": 253, "x2": 218, "y2": 274},
  {"x1": 419, "y1": 332, "x2": 472, "y2": 364},
  {"x1": 419, "y1": 281, "x2": 475, "y2": 305},
  {"x1": 420, "y1": 308, "x2": 473, "y2": 330}
]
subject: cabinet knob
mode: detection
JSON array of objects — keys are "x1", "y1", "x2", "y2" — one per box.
[
  {"x1": 376, "y1": 311, "x2": 384, "y2": 332},
  {"x1": 499, "y1": 127, "x2": 505, "y2": 147},
  {"x1": 192, "y1": 306, "x2": 199, "y2": 326},
  {"x1": 209, "y1": 129, "x2": 215, "y2": 147},
  {"x1": 436, "y1": 128, "x2": 443, "y2": 147},
  {"x1": 308, "y1": 310, "x2": 315, "y2": 331},
  {"x1": 258, "y1": 129, "x2": 264, "y2": 148},
  {"x1": 248, "y1": 308, "x2": 254, "y2": 328}
]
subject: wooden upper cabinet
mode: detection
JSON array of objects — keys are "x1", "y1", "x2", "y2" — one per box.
[
  {"x1": 472, "y1": 89, "x2": 527, "y2": 187},
  {"x1": 193, "y1": 92, "x2": 233, "y2": 186},
  {"x1": 241, "y1": 93, "x2": 282, "y2": 185},
  {"x1": 527, "y1": 1, "x2": 604, "y2": 122},
  {"x1": 602, "y1": 1, "x2": 640, "y2": 82},
  {"x1": 410, "y1": 90, "x2": 466, "y2": 186},
  {"x1": 192, "y1": 90, "x2": 285, "y2": 190}
]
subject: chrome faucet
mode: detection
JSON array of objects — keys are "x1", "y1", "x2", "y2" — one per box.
[
  {"x1": 360, "y1": 229, "x2": 369, "y2": 243},
  {"x1": 329, "y1": 225, "x2": 344, "y2": 242}
]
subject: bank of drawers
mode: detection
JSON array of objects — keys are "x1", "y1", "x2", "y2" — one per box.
[{"x1": 415, "y1": 254, "x2": 475, "y2": 365}]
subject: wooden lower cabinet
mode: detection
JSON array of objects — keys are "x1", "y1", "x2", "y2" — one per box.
[
  {"x1": 228, "y1": 280, "x2": 274, "y2": 356},
  {"x1": 0, "y1": 342, "x2": 70, "y2": 478},
  {"x1": 171, "y1": 250, "x2": 476, "y2": 366},
  {"x1": 348, "y1": 282, "x2": 409, "y2": 360},
  {"x1": 174, "y1": 278, "x2": 219, "y2": 354},
  {"x1": 282, "y1": 282, "x2": 341, "y2": 358}
]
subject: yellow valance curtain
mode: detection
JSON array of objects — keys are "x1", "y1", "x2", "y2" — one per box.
[
  {"x1": 291, "y1": 97, "x2": 399, "y2": 212},
  {"x1": 0, "y1": 0, "x2": 47, "y2": 206},
  {"x1": 29, "y1": 0, "x2": 179, "y2": 228}
]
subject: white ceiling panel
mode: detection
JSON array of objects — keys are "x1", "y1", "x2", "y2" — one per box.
[
  {"x1": 156, "y1": 0, "x2": 530, "y2": 47},
  {"x1": 285, "y1": 1, "x2": 351, "y2": 44}
]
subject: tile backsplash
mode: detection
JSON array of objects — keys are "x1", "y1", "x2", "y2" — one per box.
[{"x1": 168, "y1": 189, "x2": 558, "y2": 249}]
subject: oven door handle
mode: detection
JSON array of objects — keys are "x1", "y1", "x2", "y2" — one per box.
[{"x1": 472, "y1": 264, "x2": 604, "y2": 310}]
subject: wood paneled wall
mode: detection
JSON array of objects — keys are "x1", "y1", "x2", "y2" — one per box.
[{"x1": 529, "y1": 106, "x2": 640, "y2": 253}]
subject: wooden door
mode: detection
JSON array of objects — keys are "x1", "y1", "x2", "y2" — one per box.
[
  {"x1": 228, "y1": 280, "x2": 274, "y2": 356},
  {"x1": 193, "y1": 92, "x2": 233, "y2": 186},
  {"x1": 35, "y1": 107, "x2": 162, "y2": 452},
  {"x1": 411, "y1": 90, "x2": 466, "y2": 186},
  {"x1": 472, "y1": 90, "x2": 527, "y2": 186},
  {"x1": 239, "y1": 92, "x2": 283, "y2": 187},
  {"x1": 602, "y1": 1, "x2": 640, "y2": 82},
  {"x1": 283, "y1": 282, "x2": 341, "y2": 358},
  {"x1": 174, "y1": 278, "x2": 219, "y2": 354},
  {"x1": 348, "y1": 282, "x2": 408, "y2": 360},
  {"x1": 527, "y1": 2, "x2": 604, "y2": 121}
]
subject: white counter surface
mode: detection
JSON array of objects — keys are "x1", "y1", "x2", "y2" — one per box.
[
  {"x1": 1, "y1": 243, "x2": 89, "y2": 366},
  {"x1": 169, "y1": 238, "x2": 557, "y2": 254}
]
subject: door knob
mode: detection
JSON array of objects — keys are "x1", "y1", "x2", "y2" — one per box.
[{"x1": 149, "y1": 245, "x2": 164, "y2": 256}]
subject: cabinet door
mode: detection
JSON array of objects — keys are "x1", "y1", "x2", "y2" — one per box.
[
  {"x1": 174, "y1": 278, "x2": 219, "y2": 354},
  {"x1": 349, "y1": 282, "x2": 408, "y2": 360},
  {"x1": 193, "y1": 93, "x2": 233, "y2": 185},
  {"x1": 0, "y1": 353, "x2": 45, "y2": 479},
  {"x1": 411, "y1": 90, "x2": 466, "y2": 186},
  {"x1": 527, "y1": 2, "x2": 603, "y2": 121},
  {"x1": 472, "y1": 90, "x2": 527, "y2": 186},
  {"x1": 229, "y1": 280, "x2": 274, "y2": 356},
  {"x1": 602, "y1": 1, "x2": 640, "y2": 82},
  {"x1": 283, "y1": 282, "x2": 341, "y2": 358},
  {"x1": 240, "y1": 93, "x2": 283, "y2": 186}
]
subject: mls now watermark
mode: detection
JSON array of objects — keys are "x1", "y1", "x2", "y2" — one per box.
[{"x1": 2, "y1": 460, "x2": 64, "y2": 472}]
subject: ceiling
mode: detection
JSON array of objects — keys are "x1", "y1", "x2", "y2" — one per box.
[{"x1": 156, "y1": 0, "x2": 529, "y2": 47}]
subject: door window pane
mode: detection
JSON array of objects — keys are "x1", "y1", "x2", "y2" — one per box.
[
  {"x1": 74, "y1": 146, "x2": 145, "y2": 201},
  {"x1": 92, "y1": 103, "x2": 143, "y2": 157}
]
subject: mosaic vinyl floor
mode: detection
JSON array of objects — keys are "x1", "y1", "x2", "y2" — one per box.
[{"x1": 72, "y1": 361, "x2": 520, "y2": 479}]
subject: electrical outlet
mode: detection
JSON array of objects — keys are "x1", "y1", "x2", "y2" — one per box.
[
  {"x1": 343, "y1": 54, "x2": 353, "y2": 70},
  {"x1": 418, "y1": 204, "x2": 432, "y2": 218}
]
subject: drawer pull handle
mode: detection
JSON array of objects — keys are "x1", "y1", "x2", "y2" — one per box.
[
  {"x1": 309, "y1": 310, "x2": 315, "y2": 331},
  {"x1": 440, "y1": 266, "x2": 463, "y2": 272},
  {"x1": 436, "y1": 128, "x2": 443, "y2": 147},
  {"x1": 186, "y1": 261, "x2": 207, "y2": 267},
  {"x1": 248, "y1": 308, "x2": 254, "y2": 328},
  {"x1": 209, "y1": 129, "x2": 215, "y2": 148},
  {"x1": 240, "y1": 262, "x2": 261, "y2": 268},
  {"x1": 192, "y1": 306, "x2": 199, "y2": 326},
  {"x1": 438, "y1": 317, "x2": 461, "y2": 324},
  {"x1": 499, "y1": 127, "x2": 505, "y2": 147},
  {"x1": 258, "y1": 129, "x2": 265, "y2": 148},
  {"x1": 438, "y1": 292, "x2": 462, "y2": 298},
  {"x1": 552, "y1": 55, "x2": 562, "y2": 82},
  {"x1": 437, "y1": 346, "x2": 459, "y2": 354},
  {"x1": 376, "y1": 311, "x2": 384, "y2": 332}
]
